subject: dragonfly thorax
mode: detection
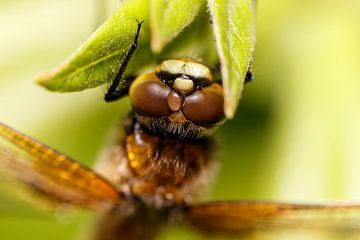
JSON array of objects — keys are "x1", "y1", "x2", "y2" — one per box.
[{"x1": 106, "y1": 120, "x2": 218, "y2": 208}]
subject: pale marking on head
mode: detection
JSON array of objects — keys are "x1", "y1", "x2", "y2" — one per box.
[
  {"x1": 173, "y1": 78, "x2": 194, "y2": 94},
  {"x1": 159, "y1": 59, "x2": 213, "y2": 80}
]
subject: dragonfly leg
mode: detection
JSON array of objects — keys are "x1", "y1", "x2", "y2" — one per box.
[
  {"x1": 104, "y1": 19, "x2": 144, "y2": 102},
  {"x1": 244, "y1": 69, "x2": 254, "y2": 84}
]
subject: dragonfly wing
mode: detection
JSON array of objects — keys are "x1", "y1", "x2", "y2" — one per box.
[
  {"x1": 184, "y1": 201, "x2": 360, "y2": 234},
  {"x1": 0, "y1": 122, "x2": 121, "y2": 209}
]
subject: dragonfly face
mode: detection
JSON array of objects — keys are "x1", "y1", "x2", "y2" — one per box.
[{"x1": 129, "y1": 59, "x2": 225, "y2": 138}]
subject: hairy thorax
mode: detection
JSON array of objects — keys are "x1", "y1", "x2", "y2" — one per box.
[{"x1": 99, "y1": 118, "x2": 218, "y2": 208}]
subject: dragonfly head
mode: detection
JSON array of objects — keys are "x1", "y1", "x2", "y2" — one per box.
[{"x1": 129, "y1": 59, "x2": 225, "y2": 138}]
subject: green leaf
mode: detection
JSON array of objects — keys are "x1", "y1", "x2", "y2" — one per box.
[
  {"x1": 149, "y1": 0, "x2": 204, "y2": 53},
  {"x1": 37, "y1": 0, "x2": 150, "y2": 92},
  {"x1": 160, "y1": 7, "x2": 218, "y2": 66},
  {"x1": 207, "y1": 0, "x2": 256, "y2": 118}
]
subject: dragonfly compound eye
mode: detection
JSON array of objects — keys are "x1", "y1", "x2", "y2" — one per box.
[
  {"x1": 129, "y1": 73, "x2": 172, "y2": 117},
  {"x1": 183, "y1": 83, "x2": 225, "y2": 125}
]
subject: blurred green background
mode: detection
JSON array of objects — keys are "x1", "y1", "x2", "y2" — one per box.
[{"x1": 0, "y1": 0, "x2": 360, "y2": 239}]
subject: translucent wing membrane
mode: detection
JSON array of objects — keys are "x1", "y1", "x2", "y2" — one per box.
[
  {"x1": 185, "y1": 201, "x2": 360, "y2": 234},
  {"x1": 0, "y1": 122, "x2": 121, "y2": 209}
]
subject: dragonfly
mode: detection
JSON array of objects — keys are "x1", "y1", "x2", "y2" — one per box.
[{"x1": 2, "y1": 21, "x2": 360, "y2": 240}]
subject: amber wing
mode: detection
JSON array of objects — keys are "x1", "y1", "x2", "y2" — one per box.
[
  {"x1": 0, "y1": 122, "x2": 121, "y2": 209},
  {"x1": 185, "y1": 201, "x2": 360, "y2": 234}
]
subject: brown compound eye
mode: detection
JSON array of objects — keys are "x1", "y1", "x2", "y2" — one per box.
[
  {"x1": 129, "y1": 73, "x2": 172, "y2": 117},
  {"x1": 183, "y1": 83, "x2": 225, "y2": 125}
]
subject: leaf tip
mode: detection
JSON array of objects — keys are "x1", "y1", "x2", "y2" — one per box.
[
  {"x1": 35, "y1": 69, "x2": 58, "y2": 90},
  {"x1": 224, "y1": 98, "x2": 236, "y2": 119},
  {"x1": 150, "y1": 33, "x2": 163, "y2": 54},
  {"x1": 35, "y1": 74, "x2": 49, "y2": 88}
]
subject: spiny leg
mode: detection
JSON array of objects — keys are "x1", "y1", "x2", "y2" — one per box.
[{"x1": 105, "y1": 19, "x2": 144, "y2": 102}]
